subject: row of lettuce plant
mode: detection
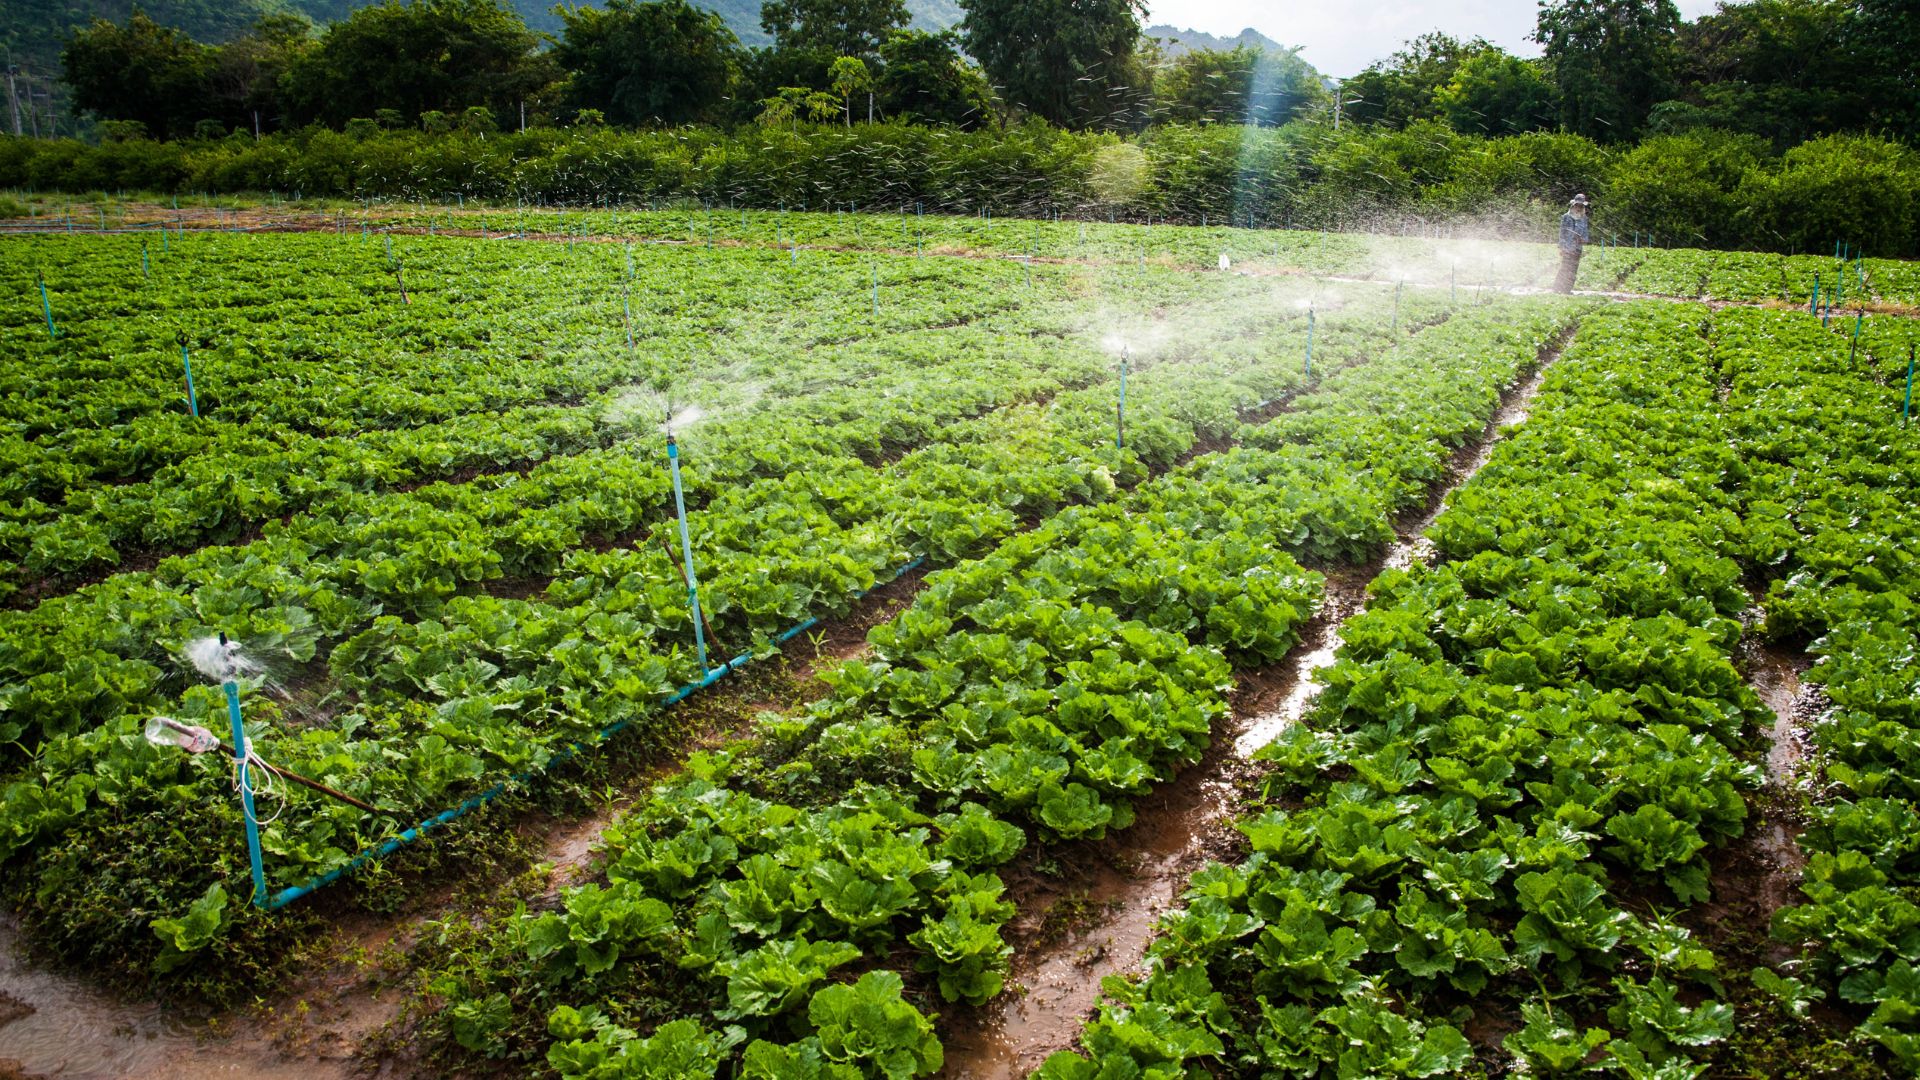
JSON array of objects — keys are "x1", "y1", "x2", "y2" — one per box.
[
  {"x1": 356, "y1": 202, "x2": 1894, "y2": 309},
  {"x1": 1041, "y1": 301, "x2": 1778, "y2": 1078},
  {"x1": 0, "y1": 265, "x2": 1422, "y2": 984},
  {"x1": 0, "y1": 233, "x2": 1059, "y2": 585},
  {"x1": 357, "y1": 204, "x2": 1396, "y2": 282},
  {"x1": 0, "y1": 257, "x2": 1384, "y2": 755},
  {"x1": 407, "y1": 297, "x2": 1580, "y2": 1077},
  {"x1": 1717, "y1": 305, "x2": 1920, "y2": 1067}
]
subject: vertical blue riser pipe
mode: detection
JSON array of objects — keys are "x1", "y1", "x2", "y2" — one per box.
[
  {"x1": 226, "y1": 680, "x2": 269, "y2": 908},
  {"x1": 182, "y1": 345, "x2": 200, "y2": 418},
  {"x1": 667, "y1": 435, "x2": 709, "y2": 673},
  {"x1": 37, "y1": 276, "x2": 55, "y2": 338}
]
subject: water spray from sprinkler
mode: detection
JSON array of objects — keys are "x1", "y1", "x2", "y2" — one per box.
[{"x1": 1305, "y1": 303, "x2": 1316, "y2": 376}]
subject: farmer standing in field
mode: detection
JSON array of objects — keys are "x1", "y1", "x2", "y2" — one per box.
[{"x1": 1554, "y1": 194, "x2": 1590, "y2": 293}]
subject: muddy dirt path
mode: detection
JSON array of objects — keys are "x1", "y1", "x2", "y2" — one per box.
[
  {"x1": 936, "y1": 330, "x2": 1575, "y2": 1079},
  {"x1": 1689, "y1": 616, "x2": 1819, "y2": 967}
]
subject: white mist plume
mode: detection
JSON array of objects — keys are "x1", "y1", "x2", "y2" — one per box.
[{"x1": 185, "y1": 635, "x2": 261, "y2": 683}]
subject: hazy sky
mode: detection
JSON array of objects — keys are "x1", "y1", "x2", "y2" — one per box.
[{"x1": 1145, "y1": 0, "x2": 1723, "y2": 78}]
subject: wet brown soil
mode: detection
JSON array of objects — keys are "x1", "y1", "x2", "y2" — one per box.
[
  {"x1": 0, "y1": 913, "x2": 369, "y2": 1080},
  {"x1": 1692, "y1": 628, "x2": 1819, "y2": 966}
]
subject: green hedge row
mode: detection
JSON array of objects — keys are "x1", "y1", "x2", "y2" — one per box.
[{"x1": 4, "y1": 121, "x2": 1915, "y2": 256}]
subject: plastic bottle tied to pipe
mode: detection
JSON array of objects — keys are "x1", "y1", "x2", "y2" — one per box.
[{"x1": 145, "y1": 716, "x2": 218, "y2": 754}]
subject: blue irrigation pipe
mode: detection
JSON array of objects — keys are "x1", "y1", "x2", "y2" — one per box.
[
  {"x1": 667, "y1": 433, "x2": 709, "y2": 674},
  {"x1": 1906, "y1": 345, "x2": 1916, "y2": 428},
  {"x1": 265, "y1": 555, "x2": 925, "y2": 909},
  {"x1": 182, "y1": 345, "x2": 200, "y2": 418},
  {"x1": 226, "y1": 672, "x2": 269, "y2": 909},
  {"x1": 36, "y1": 275, "x2": 55, "y2": 338}
]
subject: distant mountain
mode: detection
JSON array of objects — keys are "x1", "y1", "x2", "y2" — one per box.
[{"x1": 1144, "y1": 24, "x2": 1292, "y2": 58}]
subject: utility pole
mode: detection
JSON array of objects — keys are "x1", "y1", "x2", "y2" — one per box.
[
  {"x1": 519, "y1": 99, "x2": 525, "y2": 133},
  {"x1": 25, "y1": 75, "x2": 40, "y2": 137},
  {"x1": 253, "y1": 110, "x2": 261, "y2": 139}
]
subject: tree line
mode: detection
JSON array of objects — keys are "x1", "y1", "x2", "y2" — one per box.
[
  {"x1": 10, "y1": 0, "x2": 1919, "y2": 257},
  {"x1": 48, "y1": 0, "x2": 1918, "y2": 148}
]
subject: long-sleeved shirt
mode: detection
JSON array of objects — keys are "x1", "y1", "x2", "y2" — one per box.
[{"x1": 1559, "y1": 212, "x2": 1590, "y2": 253}]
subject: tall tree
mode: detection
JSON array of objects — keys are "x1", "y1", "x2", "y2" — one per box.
[
  {"x1": 1848, "y1": 0, "x2": 1920, "y2": 140},
  {"x1": 283, "y1": 0, "x2": 553, "y2": 127},
  {"x1": 959, "y1": 0, "x2": 1144, "y2": 128},
  {"x1": 555, "y1": 0, "x2": 740, "y2": 126},
  {"x1": 1339, "y1": 32, "x2": 1490, "y2": 129},
  {"x1": 1663, "y1": 0, "x2": 1860, "y2": 146},
  {"x1": 1432, "y1": 51, "x2": 1556, "y2": 135},
  {"x1": 758, "y1": 0, "x2": 907, "y2": 59},
  {"x1": 206, "y1": 15, "x2": 313, "y2": 133},
  {"x1": 61, "y1": 12, "x2": 214, "y2": 140},
  {"x1": 1535, "y1": 0, "x2": 1681, "y2": 141},
  {"x1": 875, "y1": 29, "x2": 993, "y2": 128},
  {"x1": 1152, "y1": 45, "x2": 1323, "y2": 127}
]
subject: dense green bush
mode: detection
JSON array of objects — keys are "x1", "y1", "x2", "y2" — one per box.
[
  {"x1": 3, "y1": 121, "x2": 1915, "y2": 255},
  {"x1": 1606, "y1": 131, "x2": 1770, "y2": 248},
  {"x1": 1737, "y1": 134, "x2": 1920, "y2": 256}
]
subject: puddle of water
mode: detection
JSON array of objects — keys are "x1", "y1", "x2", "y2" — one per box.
[
  {"x1": 0, "y1": 917, "x2": 351, "y2": 1080},
  {"x1": 1744, "y1": 637, "x2": 1810, "y2": 786},
  {"x1": 1233, "y1": 628, "x2": 1345, "y2": 759}
]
